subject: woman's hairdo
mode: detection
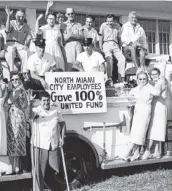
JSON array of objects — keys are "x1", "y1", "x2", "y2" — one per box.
[
  {"x1": 56, "y1": 12, "x2": 64, "y2": 18},
  {"x1": 39, "y1": 91, "x2": 50, "y2": 99},
  {"x1": 136, "y1": 71, "x2": 148, "y2": 80},
  {"x1": 151, "y1": 67, "x2": 161, "y2": 75},
  {"x1": 46, "y1": 12, "x2": 56, "y2": 19},
  {"x1": 10, "y1": 71, "x2": 22, "y2": 80}
]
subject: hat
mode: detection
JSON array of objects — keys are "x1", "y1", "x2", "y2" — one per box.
[
  {"x1": 82, "y1": 38, "x2": 93, "y2": 46},
  {"x1": 34, "y1": 38, "x2": 46, "y2": 47},
  {"x1": 32, "y1": 30, "x2": 46, "y2": 47}
]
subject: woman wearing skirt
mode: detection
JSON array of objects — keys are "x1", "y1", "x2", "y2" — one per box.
[
  {"x1": 123, "y1": 71, "x2": 161, "y2": 162},
  {"x1": 35, "y1": 13, "x2": 65, "y2": 71},
  {"x1": 142, "y1": 68, "x2": 168, "y2": 159},
  {"x1": 0, "y1": 65, "x2": 7, "y2": 155}
]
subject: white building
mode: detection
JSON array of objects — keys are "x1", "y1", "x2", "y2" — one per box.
[{"x1": 0, "y1": 1, "x2": 172, "y2": 55}]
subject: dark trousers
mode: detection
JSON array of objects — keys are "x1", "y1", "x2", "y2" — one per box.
[
  {"x1": 123, "y1": 45, "x2": 146, "y2": 67},
  {"x1": 32, "y1": 146, "x2": 60, "y2": 191}
]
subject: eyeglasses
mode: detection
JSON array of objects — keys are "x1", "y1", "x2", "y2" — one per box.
[
  {"x1": 151, "y1": 73, "x2": 158, "y2": 76},
  {"x1": 139, "y1": 78, "x2": 146, "y2": 80},
  {"x1": 11, "y1": 78, "x2": 20, "y2": 82},
  {"x1": 67, "y1": 12, "x2": 74, "y2": 16}
]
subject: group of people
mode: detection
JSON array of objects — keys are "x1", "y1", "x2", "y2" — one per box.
[
  {"x1": 0, "y1": 1, "x2": 167, "y2": 191},
  {"x1": 0, "y1": 0, "x2": 148, "y2": 85},
  {"x1": 122, "y1": 68, "x2": 168, "y2": 162}
]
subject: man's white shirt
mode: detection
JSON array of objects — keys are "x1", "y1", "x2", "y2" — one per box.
[
  {"x1": 121, "y1": 21, "x2": 147, "y2": 49},
  {"x1": 76, "y1": 51, "x2": 105, "y2": 72},
  {"x1": 27, "y1": 52, "x2": 56, "y2": 76},
  {"x1": 31, "y1": 106, "x2": 64, "y2": 150}
]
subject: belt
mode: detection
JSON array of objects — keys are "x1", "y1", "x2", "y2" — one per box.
[
  {"x1": 104, "y1": 40, "x2": 118, "y2": 44},
  {"x1": 6, "y1": 39, "x2": 21, "y2": 44}
]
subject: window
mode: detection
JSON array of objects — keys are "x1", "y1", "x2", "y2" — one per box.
[
  {"x1": 159, "y1": 20, "x2": 170, "y2": 55},
  {"x1": 139, "y1": 19, "x2": 156, "y2": 54},
  {"x1": 36, "y1": 10, "x2": 119, "y2": 32},
  {"x1": 139, "y1": 18, "x2": 170, "y2": 55}
]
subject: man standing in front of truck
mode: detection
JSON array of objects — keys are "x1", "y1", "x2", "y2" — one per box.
[{"x1": 29, "y1": 91, "x2": 66, "y2": 191}]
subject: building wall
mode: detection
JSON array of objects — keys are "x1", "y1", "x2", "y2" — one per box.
[{"x1": 1, "y1": 1, "x2": 172, "y2": 56}]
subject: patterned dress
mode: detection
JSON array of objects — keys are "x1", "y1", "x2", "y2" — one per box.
[
  {"x1": 7, "y1": 88, "x2": 27, "y2": 156},
  {"x1": 0, "y1": 81, "x2": 7, "y2": 155}
]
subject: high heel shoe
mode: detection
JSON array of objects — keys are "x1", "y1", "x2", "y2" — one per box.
[{"x1": 130, "y1": 152, "x2": 141, "y2": 162}]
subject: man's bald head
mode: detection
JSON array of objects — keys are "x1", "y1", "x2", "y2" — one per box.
[{"x1": 65, "y1": 8, "x2": 75, "y2": 21}]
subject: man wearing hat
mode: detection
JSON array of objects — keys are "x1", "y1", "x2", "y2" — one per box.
[
  {"x1": 27, "y1": 35, "x2": 57, "y2": 96},
  {"x1": 74, "y1": 37, "x2": 105, "y2": 73}
]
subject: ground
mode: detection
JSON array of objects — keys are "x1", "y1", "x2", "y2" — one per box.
[{"x1": 75, "y1": 162, "x2": 172, "y2": 191}]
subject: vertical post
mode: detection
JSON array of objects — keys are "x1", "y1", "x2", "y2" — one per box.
[
  {"x1": 155, "y1": 19, "x2": 160, "y2": 55},
  {"x1": 102, "y1": 122, "x2": 107, "y2": 162},
  {"x1": 169, "y1": 21, "x2": 172, "y2": 57}
]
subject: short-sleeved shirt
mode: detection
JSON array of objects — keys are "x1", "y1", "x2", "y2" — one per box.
[
  {"x1": 63, "y1": 21, "x2": 82, "y2": 42},
  {"x1": 82, "y1": 25, "x2": 99, "y2": 44},
  {"x1": 99, "y1": 22, "x2": 119, "y2": 43},
  {"x1": 31, "y1": 106, "x2": 64, "y2": 150},
  {"x1": 76, "y1": 51, "x2": 105, "y2": 72},
  {"x1": 27, "y1": 52, "x2": 56, "y2": 76},
  {"x1": 6, "y1": 20, "x2": 31, "y2": 45}
]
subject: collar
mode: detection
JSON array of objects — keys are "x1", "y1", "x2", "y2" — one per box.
[
  {"x1": 14, "y1": 20, "x2": 25, "y2": 30},
  {"x1": 126, "y1": 21, "x2": 141, "y2": 29},
  {"x1": 64, "y1": 20, "x2": 76, "y2": 26},
  {"x1": 83, "y1": 25, "x2": 92, "y2": 31}
]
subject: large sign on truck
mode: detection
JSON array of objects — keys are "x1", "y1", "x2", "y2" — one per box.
[{"x1": 45, "y1": 72, "x2": 107, "y2": 114}]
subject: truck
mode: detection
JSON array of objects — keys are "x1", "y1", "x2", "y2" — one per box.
[{"x1": 0, "y1": 54, "x2": 172, "y2": 191}]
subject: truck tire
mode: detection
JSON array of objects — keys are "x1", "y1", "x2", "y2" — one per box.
[{"x1": 54, "y1": 139, "x2": 95, "y2": 187}]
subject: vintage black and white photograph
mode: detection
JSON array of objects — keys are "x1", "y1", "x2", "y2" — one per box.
[{"x1": 0, "y1": 0, "x2": 172, "y2": 190}]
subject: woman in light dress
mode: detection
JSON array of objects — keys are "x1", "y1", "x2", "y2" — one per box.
[
  {"x1": 123, "y1": 71, "x2": 161, "y2": 162},
  {"x1": 142, "y1": 68, "x2": 168, "y2": 159},
  {"x1": 35, "y1": 12, "x2": 65, "y2": 71},
  {"x1": 0, "y1": 65, "x2": 7, "y2": 155}
]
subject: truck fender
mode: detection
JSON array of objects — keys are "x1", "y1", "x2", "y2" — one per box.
[{"x1": 65, "y1": 130, "x2": 100, "y2": 168}]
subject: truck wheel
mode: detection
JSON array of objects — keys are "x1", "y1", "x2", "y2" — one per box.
[{"x1": 54, "y1": 142, "x2": 95, "y2": 186}]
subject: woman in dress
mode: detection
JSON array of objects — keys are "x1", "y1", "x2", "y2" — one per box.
[
  {"x1": 142, "y1": 68, "x2": 168, "y2": 159},
  {"x1": 7, "y1": 72, "x2": 28, "y2": 174},
  {"x1": 35, "y1": 13, "x2": 65, "y2": 71},
  {"x1": 0, "y1": 65, "x2": 7, "y2": 155},
  {"x1": 123, "y1": 71, "x2": 161, "y2": 162}
]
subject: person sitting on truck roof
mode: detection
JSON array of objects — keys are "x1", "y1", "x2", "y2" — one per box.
[
  {"x1": 121, "y1": 11, "x2": 147, "y2": 69},
  {"x1": 82, "y1": 15, "x2": 100, "y2": 49},
  {"x1": 99, "y1": 14, "x2": 126, "y2": 82},
  {"x1": 63, "y1": 7, "x2": 83, "y2": 71},
  {"x1": 123, "y1": 71, "x2": 161, "y2": 162},
  {"x1": 74, "y1": 37, "x2": 106, "y2": 73},
  {"x1": 29, "y1": 90, "x2": 66, "y2": 191},
  {"x1": 26, "y1": 35, "x2": 57, "y2": 98},
  {"x1": 4, "y1": 7, "x2": 31, "y2": 73},
  {"x1": 142, "y1": 68, "x2": 168, "y2": 160}
]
